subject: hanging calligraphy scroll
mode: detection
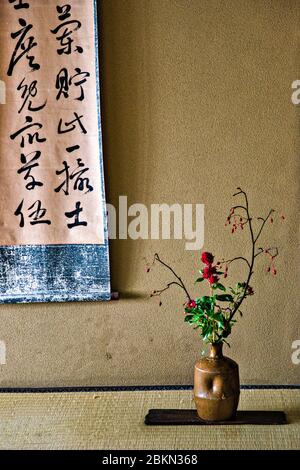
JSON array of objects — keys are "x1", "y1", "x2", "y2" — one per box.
[{"x1": 0, "y1": 0, "x2": 110, "y2": 302}]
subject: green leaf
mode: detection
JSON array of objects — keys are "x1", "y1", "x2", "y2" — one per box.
[
  {"x1": 184, "y1": 315, "x2": 194, "y2": 322},
  {"x1": 191, "y1": 315, "x2": 201, "y2": 323},
  {"x1": 195, "y1": 277, "x2": 204, "y2": 283},
  {"x1": 216, "y1": 294, "x2": 234, "y2": 302},
  {"x1": 200, "y1": 296, "x2": 210, "y2": 302},
  {"x1": 202, "y1": 324, "x2": 212, "y2": 341},
  {"x1": 215, "y1": 314, "x2": 225, "y2": 329},
  {"x1": 216, "y1": 283, "x2": 226, "y2": 291},
  {"x1": 236, "y1": 282, "x2": 246, "y2": 290}
]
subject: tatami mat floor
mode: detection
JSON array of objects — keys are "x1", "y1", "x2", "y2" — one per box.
[{"x1": 0, "y1": 389, "x2": 299, "y2": 450}]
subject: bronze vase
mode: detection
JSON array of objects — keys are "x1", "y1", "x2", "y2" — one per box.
[{"x1": 194, "y1": 342, "x2": 240, "y2": 421}]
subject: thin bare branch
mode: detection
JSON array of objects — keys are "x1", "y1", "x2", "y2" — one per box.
[
  {"x1": 254, "y1": 209, "x2": 274, "y2": 243},
  {"x1": 153, "y1": 253, "x2": 191, "y2": 300},
  {"x1": 222, "y1": 256, "x2": 251, "y2": 269},
  {"x1": 151, "y1": 281, "x2": 184, "y2": 297}
]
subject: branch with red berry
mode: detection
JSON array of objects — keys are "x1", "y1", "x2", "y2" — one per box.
[{"x1": 147, "y1": 188, "x2": 284, "y2": 346}]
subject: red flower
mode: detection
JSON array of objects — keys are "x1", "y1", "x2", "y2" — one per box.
[
  {"x1": 187, "y1": 299, "x2": 196, "y2": 309},
  {"x1": 201, "y1": 252, "x2": 214, "y2": 265},
  {"x1": 209, "y1": 275, "x2": 219, "y2": 285},
  {"x1": 247, "y1": 286, "x2": 254, "y2": 295},
  {"x1": 203, "y1": 265, "x2": 217, "y2": 279}
]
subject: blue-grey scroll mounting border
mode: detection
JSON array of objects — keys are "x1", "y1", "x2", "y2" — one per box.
[{"x1": 0, "y1": 0, "x2": 111, "y2": 303}]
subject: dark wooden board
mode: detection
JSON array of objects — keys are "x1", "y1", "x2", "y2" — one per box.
[{"x1": 145, "y1": 409, "x2": 287, "y2": 425}]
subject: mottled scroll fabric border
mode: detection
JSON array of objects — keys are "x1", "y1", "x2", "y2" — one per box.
[{"x1": 0, "y1": 0, "x2": 110, "y2": 303}]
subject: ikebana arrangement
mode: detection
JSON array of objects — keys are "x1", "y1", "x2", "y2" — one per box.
[{"x1": 147, "y1": 188, "x2": 284, "y2": 421}]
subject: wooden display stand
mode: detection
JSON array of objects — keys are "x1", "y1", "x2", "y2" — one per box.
[{"x1": 145, "y1": 409, "x2": 287, "y2": 425}]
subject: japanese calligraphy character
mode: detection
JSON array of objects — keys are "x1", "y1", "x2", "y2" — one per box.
[
  {"x1": 65, "y1": 201, "x2": 87, "y2": 229},
  {"x1": 10, "y1": 115, "x2": 46, "y2": 148},
  {"x1": 56, "y1": 4, "x2": 71, "y2": 21},
  {"x1": 66, "y1": 144, "x2": 80, "y2": 153},
  {"x1": 50, "y1": 5, "x2": 83, "y2": 55},
  {"x1": 17, "y1": 150, "x2": 43, "y2": 190},
  {"x1": 17, "y1": 77, "x2": 47, "y2": 114},
  {"x1": 7, "y1": 18, "x2": 40, "y2": 76},
  {"x1": 56, "y1": 67, "x2": 90, "y2": 101},
  {"x1": 58, "y1": 112, "x2": 87, "y2": 135},
  {"x1": 14, "y1": 199, "x2": 51, "y2": 227},
  {"x1": 54, "y1": 158, "x2": 93, "y2": 196},
  {"x1": 9, "y1": 0, "x2": 30, "y2": 9}
]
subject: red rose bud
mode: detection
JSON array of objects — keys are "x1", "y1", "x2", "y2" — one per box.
[
  {"x1": 209, "y1": 275, "x2": 219, "y2": 284},
  {"x1": 224, "y1": 273, "x2": 228, "y2": 278},
  {"x1": 146, "y1": 267, "x2": 150, "y2": 273},
  {"x1": 203, "y1": 265, "x2": 217, "y2": 279},
  {"x1": 280, "y1": 214, "x2": 285, "y2": 220},
  {"x1": 187, "y1": 300, "x2": 196, "y2": 309},
  {"x1": 270, "y1": 218, "x2": 273, "y2": 224},
  {"x1": 273, "y1": 268, "x2": 277, "y2": 275},
  {"x1": 201, "y1": 252, "x2": 214, "y2": 265}
]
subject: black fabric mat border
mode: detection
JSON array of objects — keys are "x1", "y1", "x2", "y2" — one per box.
[{"x1": 0, "y1": 385, "x2": 299, "y2": 393}]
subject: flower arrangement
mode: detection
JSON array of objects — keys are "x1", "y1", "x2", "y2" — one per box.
[{"x1": 148, "y1": 188, "x2": 284, "y2": 346}]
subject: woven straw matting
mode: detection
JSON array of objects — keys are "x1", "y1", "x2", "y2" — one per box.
[{"x1": 0, "y1": 389, "x2": 299, "y2": 449}]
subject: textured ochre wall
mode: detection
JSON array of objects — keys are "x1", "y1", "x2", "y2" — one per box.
[{"x1": 0, "y1": 0, "x2": 299, "y2": 386}]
